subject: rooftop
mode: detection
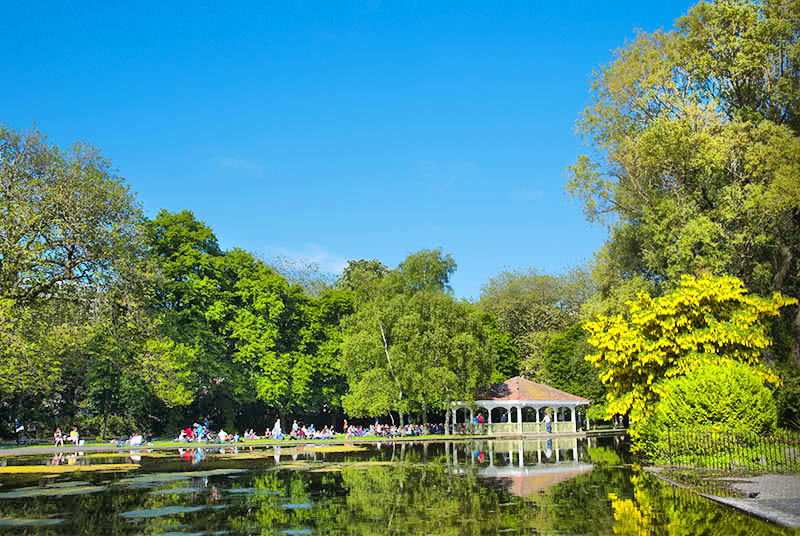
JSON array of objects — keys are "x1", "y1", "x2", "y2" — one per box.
[{"x1": 479, "y1": 376, "x2": 590, "y2": 403}]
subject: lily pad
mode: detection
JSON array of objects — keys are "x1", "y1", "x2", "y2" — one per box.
[
  {"x1": 120, "y1": 505, "x2": 208, "y2": 518},
  {"x1": 281, "y1": 502, "x2": 312, "y2": 509},
  {"x1": 149, "y1": 487, "x2": 204, "y2": 495},
  {"x1": 119, "y1": 468, "x2": 248, "y2": 486},
  {"x1": 0, "y1": 484, "x2": 106, "y2": 499},
  {"x1": 224, "y1": 487, "x2": 283, "y2": 496},
  {"x1": 305, "y1": 445, "x2": 367, "y2": 453},
  {"x1": 0, "y1": 518, "x2": 65, "y2": 527}
]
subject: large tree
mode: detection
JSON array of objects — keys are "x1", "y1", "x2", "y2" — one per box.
[
  {"x1": 0, "y1": 127, "x2": 197, "y2": 432},
  {"x1": 584, "y1": 274, "x2": 795, "y2": 439},
  {"x1": 567, "y1": 0, "x2": 800, "y2": 367},
  {"x1": 479, "y1": 266, "x2": 595, "y2": 379},
  {"x1": 145, "y1": 210, "x2": 352, "y2": 426},
  {"x1": 340, "y1": 251, "x2": 494, "y2": 425},
  {"x1": 0, "y1": 126, "x2": 142, "y2": 305}
]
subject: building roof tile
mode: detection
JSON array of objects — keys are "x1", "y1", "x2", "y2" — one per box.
[{"x1": 479, "y1": 376, "x2": 590, "y2": 402}]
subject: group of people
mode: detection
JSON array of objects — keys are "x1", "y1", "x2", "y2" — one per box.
[
  {"x1": 53, "y1": 427, "x2": 81, "y2": 447},
  {"x1": 344, "y1": 423, "x2": 444, "y2": 438},
  {"x1": 170, "y1": 417, "x2": 451, "y2": 445},
  {"x1": 109, "y1": 433, "x2": 147, "y2": 447}
]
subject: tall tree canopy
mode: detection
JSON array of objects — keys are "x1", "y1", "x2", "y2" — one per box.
[
  {"x1": 340, "y1": 251, "x2": 493, "y2": 424},
  {"x1": 479, "y1": 266, "x2": 595, "y2": 380},
  {"x1": 567, "y1": 0, "x2": 800, "y2": 369},
  {"x1": 0, "y1": 126, "x2": 143, "y2": 305},
  {"x1": 0, "y1": 128, "x2": 195, "y2": 433}
]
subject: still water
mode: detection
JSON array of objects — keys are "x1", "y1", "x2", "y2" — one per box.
[{"x1": 0, "y1": 437, "x2": 795, "y2": 535}]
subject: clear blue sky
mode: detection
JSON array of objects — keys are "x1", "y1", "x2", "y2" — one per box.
[{"x1": 3, "y1": 1, "x2": 695, "y2": 300}]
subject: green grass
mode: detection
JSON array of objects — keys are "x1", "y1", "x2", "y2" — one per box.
[{"x1": 0, "y1": 433, "x2": 476, "y2": 454}]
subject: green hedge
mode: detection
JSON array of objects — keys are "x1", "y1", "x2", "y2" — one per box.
[{"x1": 641, "y1": 360, "x2": 776, "y2": 458}]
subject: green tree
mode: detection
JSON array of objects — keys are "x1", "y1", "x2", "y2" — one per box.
[
  {"x1": 584, "y1": 274, "x2": 795, "y2": 440},
  {"x1": 541, "y1": 323, "x2": 605, "y2": 403},
  {"x1": 566, "y1": 0, "x2": 800, "y2": 365},
  {"x1": 0, "y1": 125, "x2": 148, "y2": 426},
  {"x1": 479, "y1": 266, "x2": 595, "y2": 379},
  {"x1": 341, "y1": 251, "x2": 493, "y2": 425},
  {"x1": 0, "y1": 125, "x2": 142, "y2": 306},
  {"x1": 397, "y1": 249, "x2": 456, "y2": 294},
  {"x1": 145, "y1": 210, "x2": 352, "y2": 426}
]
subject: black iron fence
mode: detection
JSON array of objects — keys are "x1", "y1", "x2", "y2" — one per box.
[{"x1": 663, "y1": 429, "x2": 800, "y2": 474}]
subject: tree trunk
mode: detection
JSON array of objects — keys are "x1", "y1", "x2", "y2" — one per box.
[
  {"x1": 792, "y1": 305, "x2": 800, "y2": 366},
  {"x1": 399, "y1": 412, "x2": 404, "y2": 427},
  {"x1": 101, "y1": 387, "x2": 109, "y2": 440}
]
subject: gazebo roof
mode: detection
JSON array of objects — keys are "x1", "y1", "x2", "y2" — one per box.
[{"x1": 478, "y1": 376, "x2": 590, "y2": 403}]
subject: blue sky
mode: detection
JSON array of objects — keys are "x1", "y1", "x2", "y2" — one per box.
[{"x1": 3, "y1": 1, "x2": 695, "y2": 300}]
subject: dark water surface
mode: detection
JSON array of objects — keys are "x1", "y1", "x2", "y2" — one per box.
[{"x1": 0, "y1": 437, "x2": 796, "y2": 535}]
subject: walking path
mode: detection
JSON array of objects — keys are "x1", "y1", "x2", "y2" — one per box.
[
  {"x1": 649, "y1": 468, "x2": 800, "y2": 528},
  {"x1": 704, "y1": 475, "x2": 800, "y2": 529}
]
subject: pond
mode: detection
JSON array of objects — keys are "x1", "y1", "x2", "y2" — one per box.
[{"x1": 0, "y1": 437, "x2": 796, "y2": 535}]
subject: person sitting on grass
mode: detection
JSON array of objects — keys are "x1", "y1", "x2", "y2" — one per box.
[{"x1": 54, "y1": 427, "x2": 64, "y2": 447}]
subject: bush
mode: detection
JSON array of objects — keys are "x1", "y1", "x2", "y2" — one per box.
[{"x1": 641, "y1": 360, "x2": 777, "y2": 455}]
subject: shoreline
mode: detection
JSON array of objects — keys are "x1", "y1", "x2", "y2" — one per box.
[{"x1": 0, "y1": 429, "x2": 623, "y2": 458}]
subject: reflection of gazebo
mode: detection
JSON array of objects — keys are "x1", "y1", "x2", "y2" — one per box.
[
  {"x1": 482, "y1": 465, "x2": 594, "y2": 497},
  {"x1": 446, "y1": 438, "x2": 594, "y2": 498},
  {"x1": 451, "y1": 377, "x2": 590, "y2": 435}
]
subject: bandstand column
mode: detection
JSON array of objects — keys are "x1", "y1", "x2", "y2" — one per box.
[
  {"x1": 570, "y1": 406, "x2": 576, "y2": 433},
  {"x1": 517, "y1": 405, "x2": 523, "y2": 435}
]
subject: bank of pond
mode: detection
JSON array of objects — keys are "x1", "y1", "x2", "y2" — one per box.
[{"x1": 0, "y1": 437, "x2": 795, "y2": 535}]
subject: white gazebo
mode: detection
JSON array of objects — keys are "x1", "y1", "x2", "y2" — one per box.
[{"x1": 451, "y1": 376, "x2": 590, "y2": 435}]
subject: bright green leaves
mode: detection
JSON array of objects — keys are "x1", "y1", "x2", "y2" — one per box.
[
  {"x1": 341, "y1": 252, "x2": 493, "y2": 421},
  {"x1": 585, "y1": 274, "x2": 796, "y2": 439},
  {"x1": 0, "y1": 126, "x2": 143, "y2": 306},
  {"x1": 567, "y1": 0, "x2": 800, "y2": 381}
]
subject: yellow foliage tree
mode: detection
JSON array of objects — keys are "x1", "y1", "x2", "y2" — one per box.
[{"x1": 584, "y1": 274, "x2": 796, "y2": 438}]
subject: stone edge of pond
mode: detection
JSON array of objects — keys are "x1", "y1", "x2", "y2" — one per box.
[
  {"x1": 0, "y1": 430, "x2": 623, "y2": 458},
  {"x1": 646, "y1": 467, "x2": 800, "y2": 529}
]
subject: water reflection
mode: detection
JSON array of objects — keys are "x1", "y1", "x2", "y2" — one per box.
[
  {"x1": 0, "y1": 438, "x2": 796, "y2": 535},
  {"x1": 444, "y1": 437, "x2": 594, "y2": 497}
]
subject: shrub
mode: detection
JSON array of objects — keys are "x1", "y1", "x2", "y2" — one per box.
[{"x1": 641, "y1": 360, "x2": 777, "y2": 456}]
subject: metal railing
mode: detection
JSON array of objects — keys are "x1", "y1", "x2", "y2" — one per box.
[{"x1": 664, "y1": 428, "x2": 800, "y2": 474}]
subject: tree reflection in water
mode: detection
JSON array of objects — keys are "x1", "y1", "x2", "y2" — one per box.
[{"x1": 0, "y1": 439, "x2": 795, "y2": 535}]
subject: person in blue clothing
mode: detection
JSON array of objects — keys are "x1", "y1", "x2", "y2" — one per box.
[{"x1": 14, "y1": 418, "x2": 24, "y2": 445}]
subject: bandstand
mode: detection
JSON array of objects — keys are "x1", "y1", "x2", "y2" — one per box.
[{"x1": 451, "y1": 376, "x2": 590, "y2": 435}]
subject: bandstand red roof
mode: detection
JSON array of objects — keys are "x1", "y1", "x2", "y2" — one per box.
[{"x1": 479, "y1": 376, "x2": 589, "y2": 403}]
